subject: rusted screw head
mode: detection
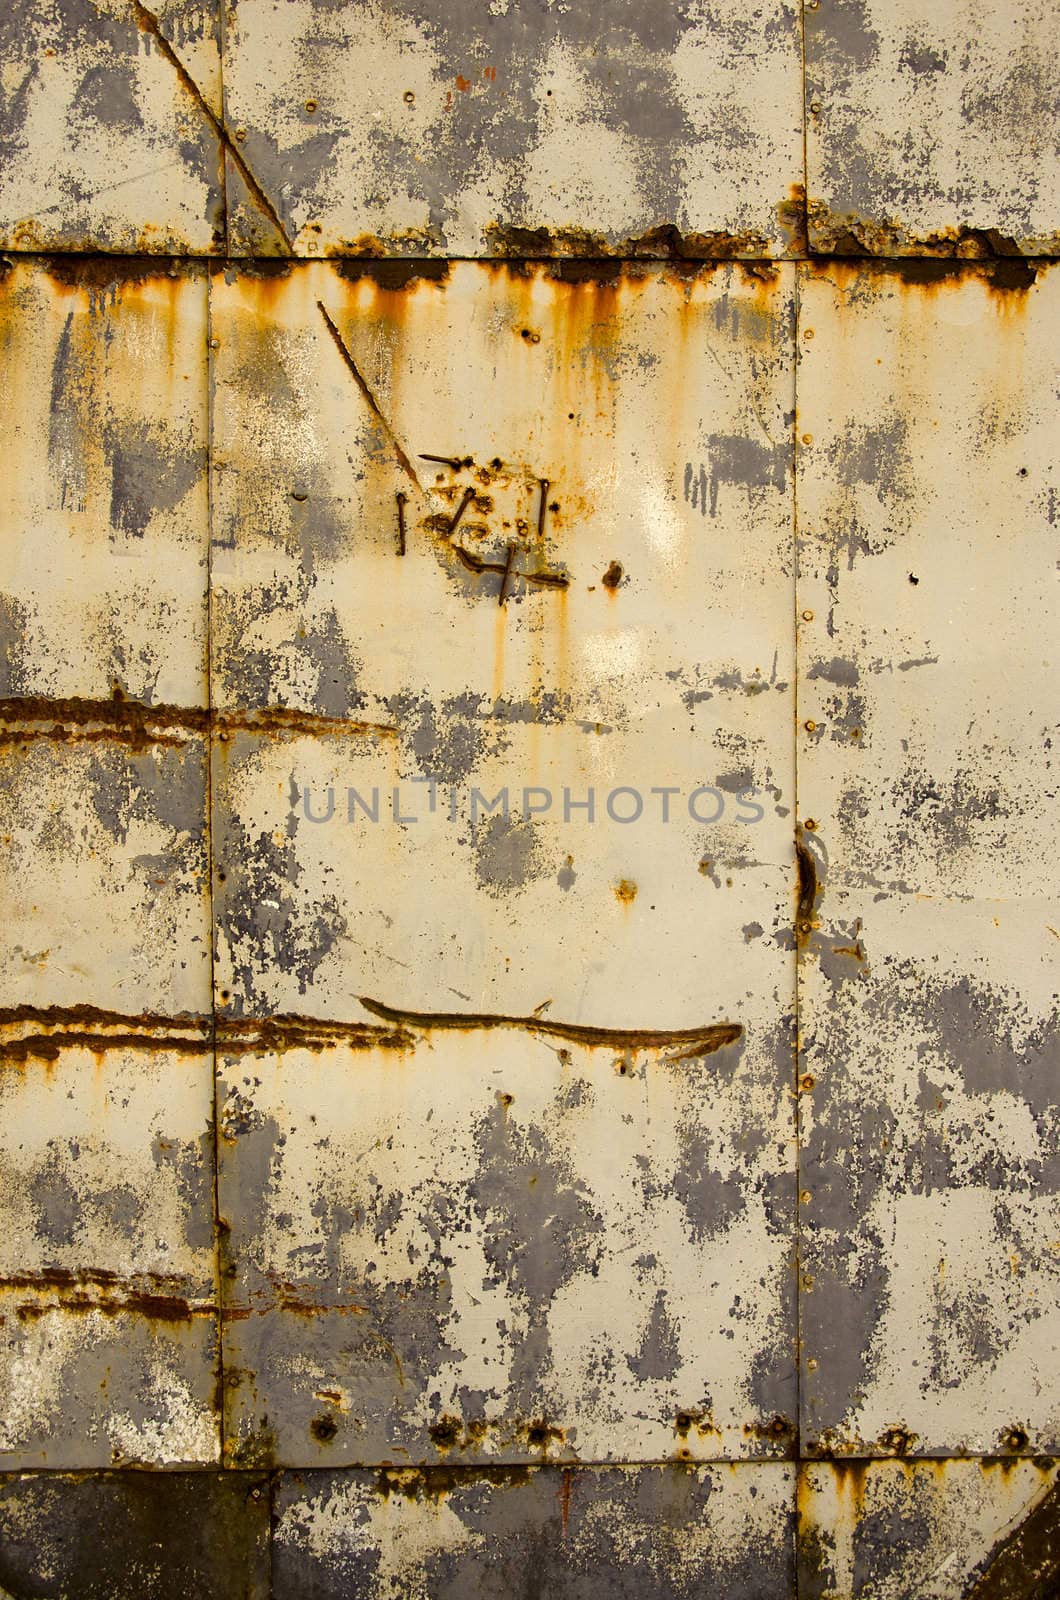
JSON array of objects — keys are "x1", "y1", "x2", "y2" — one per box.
[
  {"x1": 305, "y1": 99, "x2": 318, "y2": 113},
  {"x1": 804, "y1": 720, "x2": 817, "y2": 733},
  {"x1": 802, "y1": 609, "x2": 814, "y2": 621},
  {"x1": 804, "y1": 818, "x2": 817, "y2": 831}
]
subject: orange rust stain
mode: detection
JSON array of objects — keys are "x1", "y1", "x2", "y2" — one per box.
[
  {"x1": 455, "y1": 74, "x2": 470, "y2": 91},
  {"x1": 831, "y1": 1459, "x2": 871, "y2": 1518},
  {"x1": 822, "y1": 254, "x2": 1042, "y2": 313},
  {"x1": 614, "y1": 879, "x2": 637, "y2": 905},
  {"x1": 559, "y1": 1468, "x2": 572, "y2": 1534}
]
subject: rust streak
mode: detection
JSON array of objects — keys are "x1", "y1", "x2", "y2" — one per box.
[
  {"x1": 316, "y1": 302, "x2": 423, "y2": 491},
  {"x1": 357, "y1": 996, "x2": 742, "y2": 1055},
  {"x1": 130, "y1": 0, "x2": 293, "y2": 254},
  {"x1": 2, "y1": 1267, "x2": 213, "y2": 1322}
]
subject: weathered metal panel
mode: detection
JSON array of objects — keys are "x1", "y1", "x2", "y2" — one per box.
[
  {"x1": 0, "y1": 1471, "x2": 271, "y2": 1597},
  {"x1": 0, "y1": 1034, "x2": 219, "y2": 1468},
  {"x1": 208, "y1": 258, "x2": 796, "y2": 1019},
  {"x1": 804, "y1": 0, "x2": 1060, "y2": 256},
  {"x1": 797, "y1": 1459, "x2": 1060, "y2": 1599},
  {"x1": 220, "y1": 0, "x2": 806, "y2": 257},
  {"x1": 207, "y1": 256, "x2": 800, "y2": 1472},
  {"x1": 0, "y1": 1, "x2": 224, "y2": 253},
  {"x1": 271, "y1": 1464, "x2": 797, "y2": 1598},
  {"x1": 0, "y1": 257, "x2": 210, "y2": 706},
  {"x1": 795, "y1": 259, "x2": 1060, "y2": 1458},
  {"x1": 218, "y1": 1030, "x2": 792, "y2": 1468},
  {"x1": 0, "y1": 732, "x2": 211, "y2": 1015}
]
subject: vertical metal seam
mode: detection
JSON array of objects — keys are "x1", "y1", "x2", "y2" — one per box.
[
  {"x1": 797, "y1": 2, "x2": 811, "y2": 248},
  {"x1": 217, "y1": 0, "x2": 230, "y2": 259},
  {"x1": 204, "y1": 261, "x2": 226, "y2": 1469},
  {"x1": 791, "y1": 257, "x2": 806, "y2": 1597}
]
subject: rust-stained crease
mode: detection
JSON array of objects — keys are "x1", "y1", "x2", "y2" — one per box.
[
  {"x1": 357, "y1": 996, "x2": 742, "y2": 1055},
  {"x1": 0, "y1": 1004, "x2": 413, "y2": 1060},
  {"x1": 451, "y1": 541, "x2": 570, "y2": 591},
  {"x1": 0, "y1": 696, "x2": 396, "y2": 745},
  {"x1": 316, "y1": 301, "x2": 423, "y2": 491},
  {"x1": 129, "y1": 0, "x2": 293, "y2": 255},
  {"x1": 483, "y1": 221, "x2": 772, "y2": 261},
  {"x1": 1, "y1": 1267, "x2": 214, "y2": 1322}
]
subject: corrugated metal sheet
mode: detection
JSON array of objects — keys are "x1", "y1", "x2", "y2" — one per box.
[{"x1": 0, "y1": 0, "x2": 1057, "y2": 1593}]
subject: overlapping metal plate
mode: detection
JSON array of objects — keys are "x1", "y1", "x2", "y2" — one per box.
[
  {"x1": 804, "y1": 0, "x2": 1060, "y2": 256},
  {"x1": 208, "y1": 258, "x2": 799, "y2": 1469},
  {"x1": 795, "y1": 260, "x2": 1060, "y2": 1461}
]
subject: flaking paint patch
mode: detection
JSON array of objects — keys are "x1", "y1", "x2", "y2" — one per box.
[
  {"x1": 219, "y1": 1024, "x2": 793, "y2": 1466},
  {"x1": 222, "y1": 0, "x2": 803, "y2": 256},
  {"x1": 272, "y1": 1463, "x2": 797, "y2": 1597},
  {"x1": 805, "y1": 0, "x2": 1060, "y2": 255}
]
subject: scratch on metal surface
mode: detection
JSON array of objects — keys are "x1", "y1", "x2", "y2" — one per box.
[
  {"x1": 130, "y1": 0, "x2": 293, "y2": 254},
  {"x1": 357, "y1": 996, "x2": 742, "y2": 1057},
  {"x1": 0, "y1": 1003, "x2": 412, "y2": 1060},
  {"x1": 316, "y1": 301, "x2": 423, "y2": 491}
]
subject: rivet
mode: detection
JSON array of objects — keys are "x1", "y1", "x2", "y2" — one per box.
[
  {"x1": 804, "y1": 720, "x2": 817, "y2": 733},
  {"x1": 803, "y1": 327, "x2": 815, "y2": 339},
  {"x1": 404, "y1": 90, "x2": 415, "y2": 103},
  {"x1": 801, "y1": 433, "x2": 814, "y2": 446},
  {"x1": 799, "y1": 920, "x2": 812, "y2": 936},
  {"x1": 235, "y1": 128, "x2": 246, "y2": 141},
  {"x1": 802, "y1": 609, "x2": 814, "y2": 621},
  {"x1": 807, "y1": 1358, "x2": 818, "y2": 1372},
  {"x1": 804, "y1": 818, "x2": 817, "y2": 831},
  {"x1": 802, "y1": 1274, "x2": 814, "y2": 1291},
  {"x1": 809, "y1": 101, "x2": 822, "y2": 115},
  {"x1": 209, "y1": 337, "x2": 220, "y2": 348},
  {"x1": 305, "y1": 99, "x2": 318, "y2": 113},
  {"x1": 800, "y1": 1190, "x2": 812, "y2": 1205},
  {"x1": 800, "y1": 1073, "x2": 816, "y2": 1091}
]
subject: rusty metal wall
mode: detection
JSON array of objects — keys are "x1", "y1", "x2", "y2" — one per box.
[{"x1": 0, "y1": 2, "x2": 1057, "y2": 1596}]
